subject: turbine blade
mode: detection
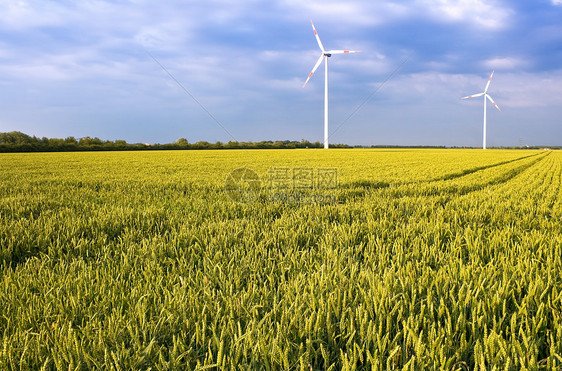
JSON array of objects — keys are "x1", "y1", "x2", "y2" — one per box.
[
  {"x1": 484, "y1": 70, "x2": 494, "y2": 93},
  {"x1": 461, "y1": 92, "x2": 485, "y2": 99},
  {"x1": 487, "y1": 94, "x2": 501, "y2": 111},
  {"x1": 303, "y1": 54, "x2": 324, "y2": 87},
  {"x1": 310, "y1": 20, "x2": 325, "y2": 52},
  {"x1": 327, "y1": 50, "x2": 360, "y2": 54}
]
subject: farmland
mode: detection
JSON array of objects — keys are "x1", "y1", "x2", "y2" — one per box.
[{"x1": 1, "y1": 149, "x2": 561, "y2": 369}]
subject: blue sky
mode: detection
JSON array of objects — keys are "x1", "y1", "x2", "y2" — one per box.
[{"x1": 0, "y1": 0, "x2": 561, "y2": 146}]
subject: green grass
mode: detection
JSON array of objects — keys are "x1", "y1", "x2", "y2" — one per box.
[{"x1": 1, "y1": 149, "x2": 561, "y2": 369}]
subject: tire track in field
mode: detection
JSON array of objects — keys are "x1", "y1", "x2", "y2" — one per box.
[
  {"x1": 404, "y1": 152, "x2": 551, "y2": 198},
  {"x1": 338, "y1": 152, "x2": 548, "y2": 201},
  {"x1": 515, "y1": 152, "x2": 562, "y2": 213},
  {"x1": 477, "y1": 152, "x2": 554, "y2": 207},
  {"x1": 546, "y1": 154, "x2": 562, "y2": 211},
  {"x1": 427, "y1": 152, "x2": 543, "y2": 182}
]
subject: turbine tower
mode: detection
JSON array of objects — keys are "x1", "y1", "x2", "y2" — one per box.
[
  {"x1": 303, "y1": 21, "x2": 359, "y2": 149},
  {"x1": 461, "y1": 71, "x2": 501, "y2": 150}
]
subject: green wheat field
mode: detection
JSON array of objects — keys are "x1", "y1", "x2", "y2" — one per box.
[{"x1": 1, "y1": 149, "x2": 561, "y2": 369}]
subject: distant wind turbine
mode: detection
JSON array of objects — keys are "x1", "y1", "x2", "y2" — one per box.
[
  {"x1": 461, "y1": 71, "x2": 501, "y2": 150},
  {"x1": 303, "y1": 20, "x2": 359, "y2": 149}
]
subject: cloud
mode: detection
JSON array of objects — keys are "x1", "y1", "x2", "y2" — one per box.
[
  {"x1": 280, "y1": 0, "x2": 412, "y2": 26},
  {"x1": 482, "y1": 57, "x2": 531, "y2": 71},
  {"x1": 491, "y1": 71, "x2": 562, "y2": 108},
  {"x1": 0, "y1": 0, "x2": 68, "y2": 30},
  {"x1": 134, "y1": 23, "x2": 194, "y2": 51},
  {"x1": 553, "y1": 0, "x2": 562, "y2": 5},
  {"x1": 370, "y1": 70, "x2": 562, "y2": 110},
  {"x1": 281, "y1": 0, "x2": 514, "y2": 31},
  {"x1": 415, "y1": 0, "x2": 513, "y2": 29}
]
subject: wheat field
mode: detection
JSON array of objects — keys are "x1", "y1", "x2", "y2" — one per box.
[{"x1": 1, "y1": 149, "x2": 561, "y2": 369}]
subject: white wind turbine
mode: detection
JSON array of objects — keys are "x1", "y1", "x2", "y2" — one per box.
[
  {"x1": 303, "y1": 20, "x2": 359, "y2": 149},
  {"x1": 461, "y1": 71, "x2": 501, "y2": 150}
]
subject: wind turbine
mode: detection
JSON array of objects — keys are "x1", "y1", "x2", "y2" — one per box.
[
  {"x1": 303, "y1": 21, "x2": 359, "y2": 149},
  {"x1": 461, "y1": 71, "x2": 501, "y2": 150}
]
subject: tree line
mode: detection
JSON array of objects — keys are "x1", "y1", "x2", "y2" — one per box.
[
  {"x1": 1, "y1": 131, "x2": 553, "y2": 152},
  {"x1": 0, "y1": 131, "x2": 349, "y2": 152}
]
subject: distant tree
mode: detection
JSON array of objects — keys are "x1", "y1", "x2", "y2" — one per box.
[
  {"x1": 193, "y1": 141, "x2": 210, "y2": 149},
  {"x1": 225, "y1": 141, "x2": 239, "y2": 149},
  {"x1": 114, "y1": 140, "x2": 127, "y2": 149},
  {"x1": 0, "y1": 131, "x2": 34, "y2": 144},
  {"x1": 79, "y1": 137, "x2": 103, "y2": 146},
  {"x1": 175, "y1": 138, "x2": 189, "y2": 147},
  {"x1": 48, "y1": 138, "x2": 64, "y2": 145}
]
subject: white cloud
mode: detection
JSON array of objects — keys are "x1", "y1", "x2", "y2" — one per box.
[
  {"x1": 134, "y1": 22, "x2": 194, "y2": 51},
  {"x1": 417, "y1": 0, "x2": 512, "y2": 29},
  {"x1": 280, "y1": 0, "x2": 412, "y2": 26},
  {"x1": 553, "y1": 0, "x2": 562, "y2": 5},
  {"x1": 280, "y1": 0, "x2": 513, "y2": 32},
  {"x1": 369, "y1": 70, "x2": 562, "y2": 111},
  {"x1": 490, "y1": 71, "x2": 562, "y2": 108},
  {"x1": 482, "y1": 57, "x2": 531, "y2": 71},
  {"x1": 265, "y1": 77, "x2": 304, "y2": 92},
  {"x1": 0, "y1": 0, "x2": 68, "y2": 30}
]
